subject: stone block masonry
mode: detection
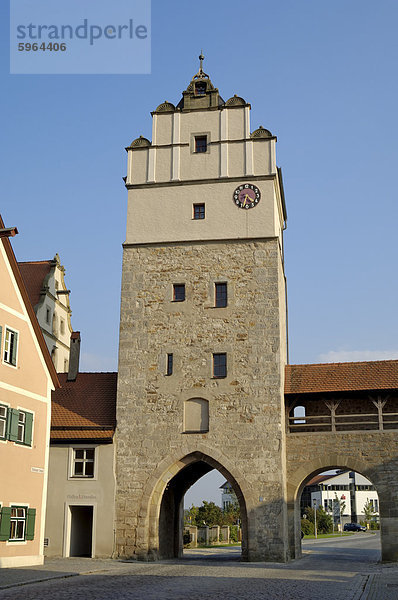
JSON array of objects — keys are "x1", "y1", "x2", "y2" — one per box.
[{"x1": 115, "y1": 237, "x2": 289, "y2": 561}]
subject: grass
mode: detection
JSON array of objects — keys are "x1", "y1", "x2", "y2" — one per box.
[
  {"x1": 303, "y1": 531, "x2": 376, "y2": 539},
  {"x1": 189, "y1": 542, "x2": 242, "y2": 548}
]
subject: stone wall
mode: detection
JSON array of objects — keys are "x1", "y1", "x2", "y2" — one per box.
[{"x1": 115, "y1": 237, "x2": 288, "y2": 561}]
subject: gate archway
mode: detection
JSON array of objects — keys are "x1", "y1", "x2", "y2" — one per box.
[
  {"x1": 140, "y1": 451, "x2": 249, "y2": 560},
  {"x1": 286, "y1": 453, "x2": 387, "y2": 560}
]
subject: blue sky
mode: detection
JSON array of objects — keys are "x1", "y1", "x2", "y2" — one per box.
[{"x1": 1, "y1": 0, "x2": 397, "y2": 506}]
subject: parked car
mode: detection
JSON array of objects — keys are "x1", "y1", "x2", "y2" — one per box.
[{"x1": 343, "y1": 523, "x2": 367, "y2": 532}]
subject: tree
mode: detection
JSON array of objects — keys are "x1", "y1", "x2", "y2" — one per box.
[
  {"x1": 222, "y1": 501, "x2": 240, "y2": 526},
  {"x1": 334, "y1": 493, "x2": 346, "y2": 517},
  {"x1": 363, "y1": 498, "x2": 377, "y2": 524},
  {"x1": 195, "y1": 501, "x2": 223, "y2": 527},
  {"x1": 303, "y1": 505, "x2": 333, "y2": 534},
  {"x1": 184, "y1": 504, "x2": 199, "y2": 526}
]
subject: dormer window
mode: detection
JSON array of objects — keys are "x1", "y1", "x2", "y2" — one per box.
[{"x1": 195, "y1": 81, "x2": 206, "y2": 96}]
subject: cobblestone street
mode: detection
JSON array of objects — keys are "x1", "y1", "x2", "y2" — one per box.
[{"x1": 1, "y1": 534, "x2": 396, "y2": 599}]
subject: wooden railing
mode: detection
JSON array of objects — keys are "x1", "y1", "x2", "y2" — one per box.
[{"x1": 287, "y1": 394, "x2": 398, "y2": 433}]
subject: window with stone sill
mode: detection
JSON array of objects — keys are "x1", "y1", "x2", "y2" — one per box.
[
  {"x1": 72, "y1": 448, "x2": 95, "y2": 478},
  {"x1": 173, "y1": 284, "x2": 185, "y2": 302},
  {"x1": 215, "y1": 283, "x2": 227, "y2": 308},
  {"x1": 213, "y1": 353, "x2": 227, "y2": 378},
  {"x1": 194, "y1": 135, "x2": 207, "y2": 153},
  {"x1": 193, "y1": 204, "x2": 205, "y2": 220}
]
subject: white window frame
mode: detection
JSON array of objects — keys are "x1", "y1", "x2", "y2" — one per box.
[
  {"x1": 68, "y1": 446, "x2": 98, "y2": 480},
  {"x1": 6, "y1": 503, "x2": 29, "y2": 545},
  {"x1": 9, "y1": 506, "x2": 27, "y2": 541},
  {"x1": 3, "y1": 326, "x2": 19, "y2": 367},
  {"x1": 0, "y1": 404, "x2": 8, "y2": 441}
]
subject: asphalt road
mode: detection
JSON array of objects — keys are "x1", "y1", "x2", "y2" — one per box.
[{"x1": 0, "y1": 533, "x2": 385, "y2": 600}]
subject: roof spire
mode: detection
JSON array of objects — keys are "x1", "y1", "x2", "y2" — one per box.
[{"x1": 199, "y1": 50, "x2": 204, "y2": 75}]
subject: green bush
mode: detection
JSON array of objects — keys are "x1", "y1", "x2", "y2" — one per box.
[
  {"x1": 302, "y1": 506, "x2": 333, "y2": 534},
  {"x1": 301, "y1": 518, "x2": 314, "y2": 535},
  {"x1": 230, "y1": 525, "x2": 238, "y2": 542},
  {"x1": 317, "y1": 508, "x2": 333, "y2": 534}
]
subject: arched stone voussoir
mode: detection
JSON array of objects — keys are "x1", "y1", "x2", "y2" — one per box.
[{"x1": 141, "y1": 443, "x2": 252, "y2": 513}]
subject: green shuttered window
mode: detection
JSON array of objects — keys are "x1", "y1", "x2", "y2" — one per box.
[
  {"x1": 0, "y1": 507, "x2": 36, "y2": 542},
  {"x1": 7, "y1": 409, "x2": 33, "y2": 445}
]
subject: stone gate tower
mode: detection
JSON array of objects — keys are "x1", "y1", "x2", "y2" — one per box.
[{"x1": 116, "y1": 56, "x2": 289, "y2": 561}]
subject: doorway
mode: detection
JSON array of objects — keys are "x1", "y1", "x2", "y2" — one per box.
[{"x1": 69, "y1": 505, "x2": 93, "y2": 557}]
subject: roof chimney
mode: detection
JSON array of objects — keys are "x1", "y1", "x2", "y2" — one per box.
[{"x1": 67, "y1": 331, "x2": 81, "y2": 381}]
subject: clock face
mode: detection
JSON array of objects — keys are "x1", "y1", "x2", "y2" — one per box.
[{"x1": 233, "y1": 183, "x2": 261, "y2": 209}]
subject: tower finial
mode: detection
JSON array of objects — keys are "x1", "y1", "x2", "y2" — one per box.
[{"x1": 199, "y1": 50, "x2": 204, "y2": 74}]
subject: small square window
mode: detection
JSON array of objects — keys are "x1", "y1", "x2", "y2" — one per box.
[
  {"x1": 193, "y1": 204, "x2": 205, "y2": 220},
  {"x1": 213, "y1": 353, "x2": 227, "y2": 378},
  {"x1": 173, "y1": 284, "x2": 185, "y2": 302},
  {"x1": 72, "y1": 448, "x2": 95, "y2": 478},
  {"x1": 166, "y1": 353, "x2": 173, "y2": 376},
  {"x1": 195, "y1": 136, "x2": 207, "y2": 153},
  {"x1": 215, "y1": 283, "x2": 227, "y2": 308}
]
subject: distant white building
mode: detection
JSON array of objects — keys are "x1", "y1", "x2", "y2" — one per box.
[
  {"x1": 307, "y1": 471, "x2": 379, "y2": 524},
  {"x1": 220, "y1": 481, "x2": 238, "y2": 510}
]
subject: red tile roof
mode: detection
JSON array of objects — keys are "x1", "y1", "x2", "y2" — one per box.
[
  {"x1": 51, "y1": 372, "x2": 117, "y2": 442},
  {"x1": 285, "y1": 360, "x2": 398, "y2": 394},
  {"x1": 306, "y1": 473, "x2": 337, "y2": 486},
  {"x1": 51, "y1": 430, "x2": 115, "y2": 441},
  {"x1": 18, "y1": 260, "x2": 53, "y2": 307}
]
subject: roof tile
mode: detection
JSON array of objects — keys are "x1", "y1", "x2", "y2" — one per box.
[
  {"x1": 285, "y1": 360, "x2": 398, "y2": 394},
  {"x1": 18, "y1": 260, "x2": 52, "y2": 307},
  {"x1": 51, "y1": 372, "x2": 117, "y2": 441}
]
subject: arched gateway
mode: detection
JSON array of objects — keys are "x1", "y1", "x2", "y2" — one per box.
[
  {"x1": 138, "y1": 451, "x2": 249, "y2": 560},
  {"x1": 115, "y1": 56, "x2": 398, "y2": 562}
]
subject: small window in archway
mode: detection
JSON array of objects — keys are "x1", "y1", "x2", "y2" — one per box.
[
  {"x1": 293, "y1": 406, "x2": 306, "y2": 424},
  {"x1": 184, "y1": 398, "x2": 209, "y2": 433}
]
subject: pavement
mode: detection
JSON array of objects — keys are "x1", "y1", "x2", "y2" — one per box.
[{"x1": 0, "y1": 534, "x2": 397, "y2": 599}]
